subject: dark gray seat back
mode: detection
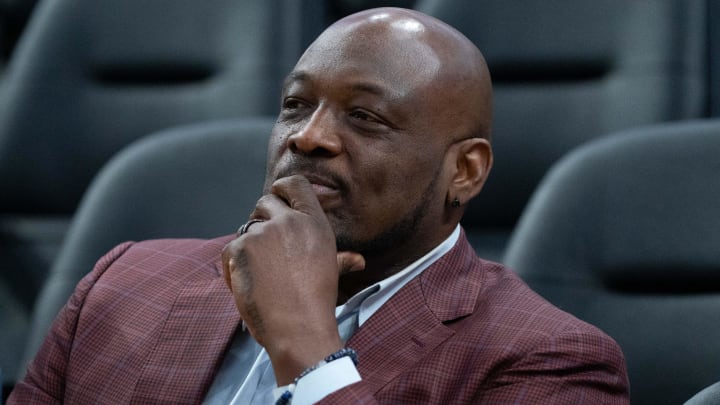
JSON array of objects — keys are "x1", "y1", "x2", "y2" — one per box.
[
  {"x1": 416, "y1": 0, "x2": 708, "y2": 260},
  {"x1": 504, "y1": 119, "x2": 720, "y2": 405},
  {"x1": 685, "y1": 381, "x2": 720, "y2": 405},
  {"x1": 0, "y1": 0, "x2": 322, "y2": 386},
  {"x1": 19, "y1": 117, "x2": 274, "y2": 383},
  {"x1": 0, "y1": 0, "x2": 319, "y2": 215}
]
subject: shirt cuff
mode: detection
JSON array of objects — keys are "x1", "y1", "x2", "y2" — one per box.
[{"x1": 272, "y1": 356, "x2": 361, "y2": 404}]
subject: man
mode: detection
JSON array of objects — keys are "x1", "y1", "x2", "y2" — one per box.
[{"x1": 10, "y1": 7, "x2": 629, "y2": 404}]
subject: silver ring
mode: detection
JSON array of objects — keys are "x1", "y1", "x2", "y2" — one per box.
[{"x1": 237, "y1": 219, "x2": 265, "y2": 236}]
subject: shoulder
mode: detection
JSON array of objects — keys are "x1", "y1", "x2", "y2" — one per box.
[
  {"x1": 106, "y1": 234, "x2": 234, "y2": 269},
  {"x1": 92, "y1": 234, "x2": 235, "y2": 285},
  {"x1": 73, "y1": 234, "x2": 237, "y2": 365},
  {"x1": 461, "y1": 258, "x2": 622, "y2": 354},
  {"x1": 56, "y1": 234, "x2": 237, "y2": 337},
  {"x1": 11, "y1": 234, "x2": 237, "y2": 403},
  {"x1": 459, "y1": 260, "x2": 628, "y2": 388},
  {"x1": 424, "y1": 231, "x2": 620, "y2": 353},
  {"x1": 440, "y1": 259, "x2": 629, "y2": 401},
  {"x1": 76, "y1": 234, "x2": 236, "y2": 314}
]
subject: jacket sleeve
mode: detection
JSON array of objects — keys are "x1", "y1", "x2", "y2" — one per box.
[
  {"x1": 8, "y1": 242, "x2": 135, "y2": 404},
  {"x1": 474, "y1": 327, "x2": 630, "y2": 404},
  {"x1": 320, "y1": 327, "x2": 629, "y2": 404},
  {"x1": 317, "y1": 380, "x2": 380, "y2": 405}
]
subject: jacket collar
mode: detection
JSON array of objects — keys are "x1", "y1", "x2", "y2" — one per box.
[{"x1": 347, "y1": 229, "x2": 485, "y2": 394}]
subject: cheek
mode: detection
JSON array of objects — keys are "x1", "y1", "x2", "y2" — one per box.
[
  {"x1": 367, "y1": 159, "x2": 403, "y2": 195},
  {"x1": 262, "y1": 132, "x2": 287, "y2": 191},
  {"x1": 355, "y1": 152, "x2": 437, "y2": 211},
  {"x1": 349, "y1": 141, "x2": 409, "y2": 197},
  {"x1": 266, "y1": 128, "x2": 287, "y2": 160}
]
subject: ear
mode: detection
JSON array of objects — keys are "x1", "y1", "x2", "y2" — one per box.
[{"x1": 447, "y1": 138, "x2": 493, "y2": 205}]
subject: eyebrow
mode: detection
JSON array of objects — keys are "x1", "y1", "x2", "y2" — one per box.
[
  {"x1": 283, "y1": 71, "x2": 309, "y2": 88},
  {"x1": 350, "y1": 82, "x2": 389, "y2": 97},
  {"x1": 283, "y1": 70, "x2": 393, "y2": 98}
]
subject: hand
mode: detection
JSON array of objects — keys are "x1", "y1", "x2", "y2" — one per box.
[{"x1": 222, "y1": 175, "x2": 365, "y2": 384}]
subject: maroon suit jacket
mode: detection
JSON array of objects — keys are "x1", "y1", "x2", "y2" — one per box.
[{"x1": 10, "y1": 230, "x2": 629, "y2": 404}]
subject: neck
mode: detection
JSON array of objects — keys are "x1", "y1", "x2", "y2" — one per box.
[
  {"x1": 336, "y1": 256, "x2": 406, "y2": 304},
  {"x1": 336, "y1": 224, "x2": 458, "y2": 303}
]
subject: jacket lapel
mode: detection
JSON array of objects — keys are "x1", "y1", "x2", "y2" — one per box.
[
  {"x1": 132, "y1": 257, "x2": 241, "y2": 403},
  {"x1": 347, "y1": 231, "x2": 484, "y2": 395}
]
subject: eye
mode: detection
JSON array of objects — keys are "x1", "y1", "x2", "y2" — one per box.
[
  {"x1": 349, "y1": 108, "x2": 390, "y2": 126},
  {"x1": 282, "y1": 97, "x2": 306, "y2": 110},
  {"x1": 279, "y1": 97, "x2": 312, "y2": 121},
  {"x1": 348, "y1": 108, "x2": 396, "y2": 135},
  {"x1": 349, "y1": 110, "x2": 374, "y2": 121}
]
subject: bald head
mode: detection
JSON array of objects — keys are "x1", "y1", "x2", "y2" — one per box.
[
  {"x1": 299, "y1": 7, "x2": 493, "y2": 141},
  {"x1": 266, "y1": 7, "x2": 494, "y2": 269}
]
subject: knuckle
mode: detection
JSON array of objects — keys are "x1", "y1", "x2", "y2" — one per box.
[
  {"x1": 222, "y1": 239, "x2": 250, "y2": 268},
  {"x1": 255, "y1": 194, "x2": 275, "y2": 207}
]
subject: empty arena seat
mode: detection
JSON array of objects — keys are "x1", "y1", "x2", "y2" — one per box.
[
  {"x1": 685, "y1": 381, "x2": 720, "y2": 405},
  {"x1": 709, "y1": 0, "x2": 720, "y2": 117},
  {"x1": 504, "y1": 119, "x2": 720, "y2": 405},
  {"x1": 415, "y1": 0, "x2": 708, "y2": 260},
  {"x1": 0, "y1": 0, "x2": 323, "y2": 386},
  {"x1": 19, "y1": 117, "x2": 275, "y2": 384}
]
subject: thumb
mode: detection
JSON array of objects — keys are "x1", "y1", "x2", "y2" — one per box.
[{"x1": 336, "y1": 251, "x2": 365, "y2": 275}]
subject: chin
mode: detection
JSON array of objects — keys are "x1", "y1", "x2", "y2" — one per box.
[
  {"x1": 333, "y1": 227, "x2": 362, "y2": 253},
  {"x1": 333, "y1": 223, "x2": 373, "y2": 253}
]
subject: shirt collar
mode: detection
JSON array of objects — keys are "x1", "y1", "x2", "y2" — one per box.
[{"x1": 335, "y1": 225, "x2": 461, "y2": 327}]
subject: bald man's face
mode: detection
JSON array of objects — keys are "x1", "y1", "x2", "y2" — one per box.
[{"x1": 263, "y1": 13, "x2": 470, "y2": 260}]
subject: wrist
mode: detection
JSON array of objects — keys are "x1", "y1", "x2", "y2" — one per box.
[
  {"x1": 268, "y1": 337, "x2": 343, "y2": 385},
  {"x1": 275, "y1": 348, "x2": 360, "y2": 405}
]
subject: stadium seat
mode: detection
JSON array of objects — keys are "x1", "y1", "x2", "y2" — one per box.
[
  {"x1": 19, "y1": 117, "x2": 275, "y2": 384},
  {"x1": 710, "y1": 0, "x2": 720, "y2": 117},
  {"x1": 0, "y1": 0, "x2": 38, "y2": 67},
  {"x1": 685, "y1": 381, "x2": 720, "y2": 405},
  {"x1": 0, "y1": 0, "x2": 323, "y2": 387},
  {"x1": 504, "y1": 119, "x2": 720, "y2": 405},
  {"x1": 415, "y1": 0, "x2": 709, "y2": 260}
]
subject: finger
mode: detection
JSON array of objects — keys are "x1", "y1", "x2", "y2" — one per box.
[
  {"x1": 236, "y1": 219, "x2": 265, "y2": 237},
  {"x1": 270, "y1": 175, "x2": 324, "y2": 216},
  {"x1": 250, "y1": 193, "x2": 294, "y2": 222},
  {"x1": 221, "y1": 237, "x2": 253, "y2": 291},
  {"x1": 337, "y1": 251, "x2": 365, "y2": 275},
  {"x1": 221, "y1": 242, "x2": 235, "y2": 289}
]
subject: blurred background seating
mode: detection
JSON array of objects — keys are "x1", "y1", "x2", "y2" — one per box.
[
  {"x1": 1, "y1": 0, "x2": 719, "y2": 402},
  {"x1": 0, "y1": 0, "x2": 38, "y2": 71},
  {"x1": 710, "y1": 0, "x2": 720, "y2": 117},
  {"x1": 20, "y1": 117, "x2": 274, "y2": 378},
  {"x1": 504, "y1": 119, "x2": 720, "y2": 405},
  {"x1": 416, "y1": 0, "x2": 709, "y2": 260},
  {"x1": 0, "y1": 0, "x2": 324, "y2": 392},
  {"x1": 686, "y1": 380, "x2": 720, "y2": 405}
]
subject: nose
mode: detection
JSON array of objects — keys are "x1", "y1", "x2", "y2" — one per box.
[{"x1": 287, "y1": 107, "x2": 342, "y2": 157}]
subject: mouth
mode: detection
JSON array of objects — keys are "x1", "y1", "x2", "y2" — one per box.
[
  {"x1": 301, "y1": 173, "x2": 343, "y2": 208},
  {"x1": 272, "y1": 163, "x2": 347, "y2": 210}
]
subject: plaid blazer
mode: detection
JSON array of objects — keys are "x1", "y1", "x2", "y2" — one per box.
[{"x1": 10, "y1": 229, "x2": 629, "y2": 404}]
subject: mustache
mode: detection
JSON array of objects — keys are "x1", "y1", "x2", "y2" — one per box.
[{"x1": 274, "y1": 159, "x2": 349, "y2": 194}]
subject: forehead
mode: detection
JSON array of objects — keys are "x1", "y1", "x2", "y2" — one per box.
[{"x1": 287, "y1": 19, "x2": 442, "y2": 101}]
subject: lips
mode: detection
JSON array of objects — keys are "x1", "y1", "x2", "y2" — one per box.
[
  {"x1": 299, "y1": 173, "x2": 343, "y2": 207},
  {"x1": 302, "y1": 173, "x2": 338, "y2": 191},
  {"x1": 273, "y1": 161, "x2": 348, "y2": 209},
  {"x1": 273, "y1": 170, "x2": 344, "y2": 212}
]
